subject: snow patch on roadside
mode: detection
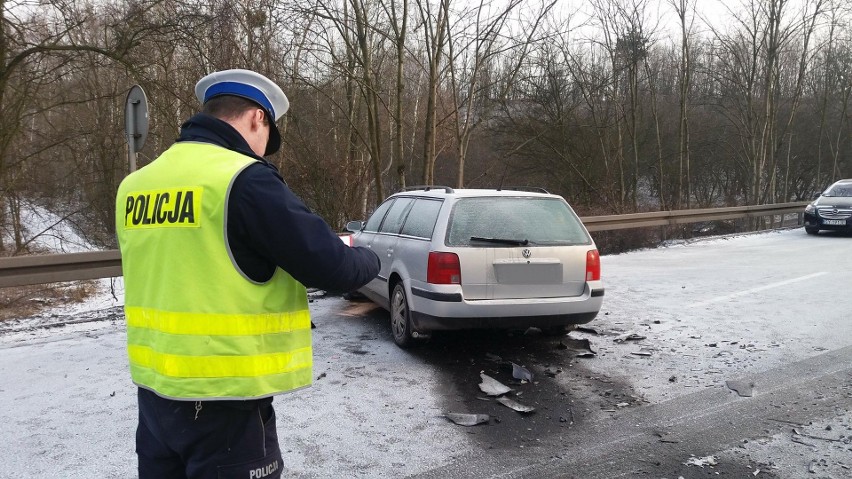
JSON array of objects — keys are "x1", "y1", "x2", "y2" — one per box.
[{"x1": 2, "y1": 199, "x2": 93, "y2": 253}]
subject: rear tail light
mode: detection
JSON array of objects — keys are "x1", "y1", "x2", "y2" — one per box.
[
  {"x1": 586, "y1": 249, "x2": 601, "y2": 281},
  {"x1": 427, "y1": 252, "x2": 461, "y2": 284}
]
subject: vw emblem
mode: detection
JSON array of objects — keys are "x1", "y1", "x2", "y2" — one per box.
[{"x1": 522, "y1": 249, "x2": 532, "y2": 258}]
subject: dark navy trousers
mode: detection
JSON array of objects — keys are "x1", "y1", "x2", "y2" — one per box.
[{"x1": 136, "y1": 387, "x2": 283, "y2": 479}]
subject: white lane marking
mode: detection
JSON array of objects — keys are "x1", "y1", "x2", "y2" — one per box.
[{"x1": 689, "y1": 272, "x2": 828, "y2": 308}]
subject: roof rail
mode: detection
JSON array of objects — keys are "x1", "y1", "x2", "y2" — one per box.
[
  {"x1": 496, "y1": 186, "x2": 550, "y2": 194},
  {"x1": 398, "y1": 185, "x2": 455, "y2": 193}
]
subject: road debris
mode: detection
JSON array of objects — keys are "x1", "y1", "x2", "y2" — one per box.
[
  {"x1": 726, "y1": 380, "x2": 754, "y2": 397},
  {"x1": 557, "y1": 335, "x2": 596, "y2": 357},
  {"x1": 792, "y1": 430, "x2": 844, "y2": 442},
  {"x1": 559, "y1": 409, "x2": 574, "y2": 424},
  {"x1": 684, "y1": 455, "x2": 718, "y2": 467},
  {"x1": 652, "y1": 429, "x2": 680, "y2": 443},
  {"x1": 511, "y1": 363, "x2": 534, "y2": 382},
  {"x1": 808, "y1": 458, "x2": 829, "y2": 473},
  {"x1": 575, "y1": 326, "x2": 599, "y2": 335},
  {"x1": 444, "y1": 413, "x2": 490, "y2": 426},
  {"x1": 790, "y1": 437, "x2": 816, "y2": 448},
  {"x1": 768, "y1": 418, "x2": 808, "y2": 426},
  {"x1": 615, "y1": 333, "x2": 646, "y2": 343},
  {"x1": 479, "y1": 373, "x2": 512, "y2": 396},
  {"x1": 631, "y1": 351, "x2": 652, "y2": 357},
  {"x1": 496, "y1": 396, "x2": 535, "y2": 414}
]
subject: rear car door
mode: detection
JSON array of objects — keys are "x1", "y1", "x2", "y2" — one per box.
[{"x1": 396, "y1": 198, "x2": 444, "y2": 287}]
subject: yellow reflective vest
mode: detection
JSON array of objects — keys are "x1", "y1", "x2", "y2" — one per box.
[{"x1": 115, "y1": 142, "x2": 312, "y2": 400}]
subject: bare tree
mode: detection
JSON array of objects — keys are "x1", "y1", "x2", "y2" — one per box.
[
  {"x1": 378, "y1": 0, "x2": 408, "y2": 190},
  {"x1": 446, "y1": 0, "x2": 555, "y2": 188},
  {"x1": 0, "y1": 0, "x2": 157, "y2": 253},
  {"x1": 415, "y1": 0, "x2": 449, "y2": 185},
  {"x1": 670, "y1": 0, "x2": 695, "y2": 208}
]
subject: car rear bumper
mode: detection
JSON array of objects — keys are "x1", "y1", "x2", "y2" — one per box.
[
  {"x1": 410, "y1": 310, "x2": 600, "y2": 330},
  {"x1": 408, "y1": 284, "x2": 604, "y2": 331}
]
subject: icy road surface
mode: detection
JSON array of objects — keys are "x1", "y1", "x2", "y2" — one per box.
[{"x1": 0, "y1": 228, "x2": 850, "y2": 478}]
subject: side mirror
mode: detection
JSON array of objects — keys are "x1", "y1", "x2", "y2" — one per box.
[
  {"x1": 345, "y1": 220, "x2": 364, "y2": 233},
  {"x1": 813, "y1": 193, "x2": 821, "y2": 199}
]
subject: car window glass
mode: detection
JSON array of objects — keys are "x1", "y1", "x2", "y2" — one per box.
[
  {"x1": 379, "y1": 197, "x2": 414, "y2": 234},
  {"x1": 446, "y1": 197, "x2": 590, "y2": 246},
  {"x1": 401, "y1": 199, "x2": 443, "y2": 239},
  {"x1": 827, "y1": 185, "x2": 851, "y2": 197},
  {"x1": 363, "y1": 199, "x2": 395, "y2": 232}
]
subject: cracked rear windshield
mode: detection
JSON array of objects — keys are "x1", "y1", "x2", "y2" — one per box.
[{"x1": 446, "y1": 197, "x2": 591, "y2": 246}]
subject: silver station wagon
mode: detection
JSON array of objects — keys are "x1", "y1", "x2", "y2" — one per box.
[{"x1": 345, "y1": 187, "x2": 604, "y2": 347}]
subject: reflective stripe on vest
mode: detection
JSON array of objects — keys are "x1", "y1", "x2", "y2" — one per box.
[{"x1": 115, "y1": 142, "x2": 312, "y2": 400}]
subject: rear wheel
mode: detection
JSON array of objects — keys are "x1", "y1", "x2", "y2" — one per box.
[
  {"x1": 390, "y1": 283, "x2": 415, "y2": 348},
  {"x1": 805, "y1": 226, "x2": 819, "y2": 235}
]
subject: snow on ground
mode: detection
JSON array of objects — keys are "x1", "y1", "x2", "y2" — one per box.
[
  {"x1": 0, "y1": 291, "x2": 463, "y2": 478},
  {"x1": 581, "y1": 229, "x2": 851, "y2": 404},
  {"x1": 2, "y1": 200, "x2": 95, "y2": 254}
]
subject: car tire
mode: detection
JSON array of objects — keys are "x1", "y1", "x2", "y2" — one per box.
[
  {"x1": 390, "y1": 283, "x2": 415, "y2": 348},
  {"x1": 805, "y1": 226, "x2": 819, "y2": 235}
]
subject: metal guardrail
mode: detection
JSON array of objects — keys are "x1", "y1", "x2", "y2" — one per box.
[
  {"x1": 581, "y1": 201, "x2": 808, "y2": 232},
  {"x1": 0, "y1": 250, "x2": 122, "y2": 288},
  {"x1": 0, "y1": 201, "x2": 809, "y2": 288}
]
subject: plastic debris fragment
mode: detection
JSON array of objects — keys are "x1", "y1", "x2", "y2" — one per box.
[
  {"x1": 684, "y1": 455, "x2": 718, "y2": 467},
  {"x1": 725, "y1": 380, "x2": 754, "y2": 397},
  {"x1": 615, "y1": 333, "x2": 646, "y2": 343},
  {"x1": 511, "y1": 363, "x2": 533, "y2": 382},
  {"x1": 558, "y1": 335, "x2": 597, "y2": 356},
  {"x1": 496, "y1": 397, "x2": 535, "y2": 413},
  {"x1": 444, "y1": 413, "x2": 490, "y2": 426},
  {"x1": 479, "y1": 373, "x2": 512, "y2": 396}
]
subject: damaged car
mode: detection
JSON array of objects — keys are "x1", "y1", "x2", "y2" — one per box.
[{"x1": 345, "y1": 187, "x2": 604, "y2": 348}]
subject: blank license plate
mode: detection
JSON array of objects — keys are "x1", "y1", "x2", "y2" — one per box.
[{"x1": 823, "y1": 219, "x2": 846, "y2": 225}]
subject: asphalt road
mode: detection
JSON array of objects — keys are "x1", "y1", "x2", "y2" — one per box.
[
  {"x1": 338, "y1": 229, "x2": 852, "y2": 478},
  {"x1": 0, "y1": 229, "x2": 849, "y2": 478}
]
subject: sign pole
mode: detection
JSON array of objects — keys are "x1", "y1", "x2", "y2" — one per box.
[
  {"x1": 124, "y1": 85, "x2": 149, "y2": 174},
  {"x1": 127, "y1": 112, "x2": 137, "y2": 172}
]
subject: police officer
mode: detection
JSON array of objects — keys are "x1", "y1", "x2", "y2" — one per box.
[{"x1": 115, "y1": 69, "x2": 380, "y2": 478}]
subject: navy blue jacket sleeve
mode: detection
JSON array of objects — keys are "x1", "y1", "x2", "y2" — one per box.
[{"x1": 227, "y1": 162, "x2": 380, "y2": 293}]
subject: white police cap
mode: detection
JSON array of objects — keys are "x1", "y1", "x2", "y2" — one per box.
[{"x1": 195, "y1": 69, "x2": 289, "y2": 121}]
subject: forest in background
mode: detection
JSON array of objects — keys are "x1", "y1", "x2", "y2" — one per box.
[{"x1": 1, "y1": 0, "x2": 850, "y2": 255}]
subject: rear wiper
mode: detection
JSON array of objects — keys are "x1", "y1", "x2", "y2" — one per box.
[{"x1": 470, "y1": 236, "x2": 530, "y2": 246}]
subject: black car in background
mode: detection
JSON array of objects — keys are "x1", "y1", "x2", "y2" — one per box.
[{"x1": 804, "y1": 179, "x2": 852, "y2": 235}]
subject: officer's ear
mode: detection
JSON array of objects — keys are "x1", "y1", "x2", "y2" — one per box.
[
  {"x1": 244, "y1": 109, "x2": 270, "y2": 140},
  {"x1": 250, "y1": 108, "x2": 267, "y2": 128}
]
